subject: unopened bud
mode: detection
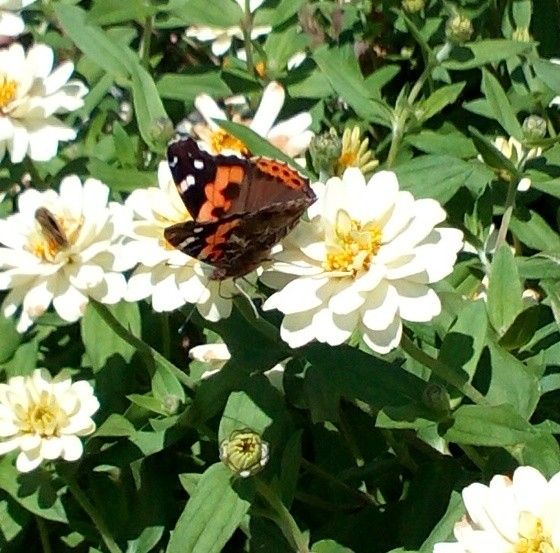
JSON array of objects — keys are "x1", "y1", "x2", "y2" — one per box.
[
  {"x1": 219, "y1": 429, "x2": 269, "y2": 478},
  {"x1": 522, "y1": 115, "x2": 547, "y2": 140},
  {"x1": 422, "y1": 383, "x2": 451, "y2": 414},
  {"x1": 402, "y1": 0, "x2": 425, "y2": 13},
  {"x1": 309, "y1": 129, "x2": 342, "y2": 177},
  {"x1": 445, "y1": 14, "x2": 473, "y2": 44},
  {"x1": 512, "y1": 27, "x2": 531, "y2": 42}
]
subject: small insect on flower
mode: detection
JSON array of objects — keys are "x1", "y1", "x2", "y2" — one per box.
[{"x1": 219, "y1": 429, "x2": 270, "y2": 478}]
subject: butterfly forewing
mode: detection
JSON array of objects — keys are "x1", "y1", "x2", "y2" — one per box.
[{"x1": 164, "y1": 136, "x2": 316, "y2": 279}]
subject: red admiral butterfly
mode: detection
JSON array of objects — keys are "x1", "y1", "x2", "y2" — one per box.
[{"x1": 164, "y1": 137, "x2": 316, "y2": 280}]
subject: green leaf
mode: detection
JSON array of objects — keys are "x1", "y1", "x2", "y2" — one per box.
[
  {"x1": 444, "y1": 404, "x2": 535, "y2": 446},
  {"x1": 532, "y1": 58, "x2": 560, "y2": 93},
  {"x1": 510, "y1": 210, "x2": 560, "y2": 251},
  {"x1": 405, "y1": 129, "x2": 477, "y2": 158},
  {"x1": 167, "y1": 0, "x2": 242, "y2": 27},
  {"x1": 166, "y1": 463, "x2": 253, "y2": 553},
  {"x1": 0, "y1": 495, "x2": 29, "y2": 543},
  {"x1": 481, "y1": 69, "x2": 523, "y2": 140},
  {"x1": 439, "y1": 300, "x2": 488, "y2": 383},
  {"x1": 0, "y1": 458, "x2": 68, "y2": 523},
  {"x1": 417, "y1": 83, "x2": 465, "y2": 124},
  {"x1": 516, "y1": 254, "x2": 560, "y2": 279},
  {"x1": 55, "y1": 4, "x2": 130, "y2": 78},
  {"x1": 419, "y1": 492, "x2": 464, "y2": 553},
  {"x1": 93, "y1": 414, "x2": 136, "y2": 438},
  {"x1": 157, "y1": 72, "x2": 231, "y2": 102},
  {"x1": 313, "y1": 45, "x2": 392, "y2": 127},
  {"x1": 393, "y1": 154, "x2": 492, "y2": 203},
  {"x1": 130, "y1": 63, "x2": 171, "y2": 153},
  {"x1": 312, "y1": 540, "x2": 354, "y2": 553},
  {"x1": 0, "y1": 313, "x2": 21, "y2": 364},
  {"x1": 254, "y1": 0, "x2": 306, "y2": 27},
  {"x1": 442, "y1": 40, "x2": 534, "y2": 70},
  {"x1": 218, "y1": 391, "x2": 273, "y2": 442},
  {"x1": 487, "y1": 245, "x2": 524, "y2": 335},
  {"x1": 88, "y1": 0, "x2": 157, "y2": 25},
  {"x1": 87, "y1": 159, "x2": 156, "y2": 191},
  {"x1": 516, "y1": 434, "x2": 560, "y2": 476},
  {"x1": 81, "y1": 302, "x2": 141, "y2": 372},
  {"x1": 483, "y1": 342, "x2": 539, "y2": 419},
  {"x1": 152, "y1": 361, "x2": 186, "y2": 406}
]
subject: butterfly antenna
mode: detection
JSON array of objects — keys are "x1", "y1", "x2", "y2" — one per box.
[
  {"x1": 178, "y1": 302, "x2": 198, "y2": 335},
  {"x1": 233, "y1": 279, "x2": 260, "y2": 319}
]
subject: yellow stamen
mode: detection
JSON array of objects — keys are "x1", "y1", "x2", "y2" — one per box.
[
  {"x1": 0, "y1": 75, "x2": 17, "y2": 110},
  {"x1": 323, "y1": 209, "x2": 382, "y2": 274},
  {"x1": 210, "y1": 129, "x2": 248, "y2": 155},
  {"x1": 255, "y1": 61, "x2": 267, "y2": 78},
  {"x1": 515, "y1": 513, "x2": 556, "y2": 553},
  {"x1": 20, "y1": 392, "x2": 68, "y2": 437}
]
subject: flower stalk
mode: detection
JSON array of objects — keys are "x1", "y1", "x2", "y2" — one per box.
[
  {"x1": 63, "y1": 472, "x2": 123, "y2": 553},
  {"x1": 242, "y1": 0, "x2": 256, "y2": 77},
  {"x1": 495, "y1": 175, "x2": 520, "y2": 251},
  {"x1": 400, "y1": 333, "x2": 487, "y2": 405},
  {"x1": 256, "y1": 479, "x2": 310, "y2": 553}
]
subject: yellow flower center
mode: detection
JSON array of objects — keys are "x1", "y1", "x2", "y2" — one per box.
[
  {"x1": 28, "y1": 207, "x2": 83, "y2": 263},
  {"x1": 338, "y1": 150, "x2": 358, "y2": 168},
  {"x1": 0, "y1": 75, "x2": 17, "y2": 111},
  {"x1": 20, "y1": 392, "x2": 68, "y2": 437},
  {"x1": 323, "y1": 209, "x2": 382, "y2": 274},
  {"x1": 210, "y1": 129, "x2": 248, "y2": 155},
  {"x1": 515, "y1": 513, "x2": 556, "y2": 553}
]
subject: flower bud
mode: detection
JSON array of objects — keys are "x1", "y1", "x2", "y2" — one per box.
[
  {"x1": 522, "y1": 115, "x2": 547, "y2": 140},
  {"x1": 309, "y1": 129, "x2": 342, "y2": 177},
  {"x1": 402, "y1": 0, "x2": 425, "y2": 13},
  {"x1": 219, "y1": 429, "x2": 269, "y2": 478},
  {"x1": 422, "y1": 383, "x2": 451, "y2": 414},
  {"x1": 445, "y1": 14, "x2": 473, "y2": 44},
  {"x1": 512, "y1": 27, "x2": 531, "y2": 42}
]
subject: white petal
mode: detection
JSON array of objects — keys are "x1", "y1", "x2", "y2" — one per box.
[
  {"x1": 40, "y1": 437, "x2": 63, "y2": 460},
  {"x1": 194, "y1": 94, "x2": 226, "y2": 130},
  {"x1": 392, "y1": 280, "x2": 441, "y2": 322},
  {"x1": 16, "y1": 448, "x2": 43, "y2": 472},
  {"x1": 263, "y1": 276, "x2": 328, "y2": 314},
  {"x1": 361, "y1": 280, "x2": 399, "y2": 331},
  {"x1": 60, "y1": 434, "x2": 83, "y2": 461},
  {"x1": 52, "y1": 283, "x2": 88, "y2": 322},
  {"x1": 250, "y1": 81, "x2": 285, "y2": 137},
  {"x1": 361, "y1": 315, "x2": 402, "y2": 354}
]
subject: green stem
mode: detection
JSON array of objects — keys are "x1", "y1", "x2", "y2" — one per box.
[
  {"x1": 64, "y1": 474, "x2": 122, "y2": 553},
  {"x1": 385, "y1": 122, "x2": 404, "y2": 168},
  {"x1": 139, "y1": 16, "x2": 154, "y2": 68},
  {"x1": 256, "y1": 480, "x2": 310, "y2": 553},
  {"x1": 90, "y1": 300, "x2": 194, "y2": 389},
  {"x1": 400, "y1": 333, "x2": 487, "y2": 405},
  {"x1": 36, "y1": 516, "x2": 52, "y2": 553},
  {"x1": 495, "y1": 177, "x2": 518, "y2": 250},
  {"x1": 300, "y1": 458, "x2": 376, "y2": 506},
  {"x1": 242, "y1": 0, "x2": 256, "y2": 77},
  {"x1": 160, "y1": 312, "x2": 171, "y2": 359}
]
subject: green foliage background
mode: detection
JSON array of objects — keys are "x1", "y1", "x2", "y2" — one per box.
[{"x1": 2, "y1": 0, "x2": 560, "y2": 552}]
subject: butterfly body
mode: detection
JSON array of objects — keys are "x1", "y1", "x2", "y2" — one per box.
[{"x1": 164, "y1": 137, "x2": 316, "y2": 280}]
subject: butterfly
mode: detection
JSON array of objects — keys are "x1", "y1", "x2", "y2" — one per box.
[{"x1": 164, "y1": 137, "x2": 316, "y2": 280}]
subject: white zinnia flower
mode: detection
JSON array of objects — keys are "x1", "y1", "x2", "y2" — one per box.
[
  {"x1": 0, "y1": 176, "x2": 131, "y2": 332},
  {"x1": 185, "y1": 0, "x2": 270, "y2": 56},
  {"x1": 0, "y1": 42, "x2": 88, "y2": 163},
  {"x1": 262, "y1": 168, "x2": 463, "y2": 353},
  {"x1": 193, "y1": 81, "x2": 314, "y2": 159},
  {"x1": 0, "y1": 0, "x2": 36, "y2": 37},
  {"x1": 123, "y1": 162, "x2": 237, "y2": 321},
  {"x1": 434, "y1": 466, "x2": 560, "y2": 553},
  {"x1": 0, "y1": 369, "x2": 99, "y2": 473}
]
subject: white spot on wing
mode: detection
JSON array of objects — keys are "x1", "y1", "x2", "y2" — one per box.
[
  {"x1": 169, "y1": 156, "x2": 178, "y2": 167},
  {"x1": 194, "y1": 159, "x2": 204, "y2": 170},
  {"x1": 179, "y1": 175, "x2": 196, "y2": 193}
]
